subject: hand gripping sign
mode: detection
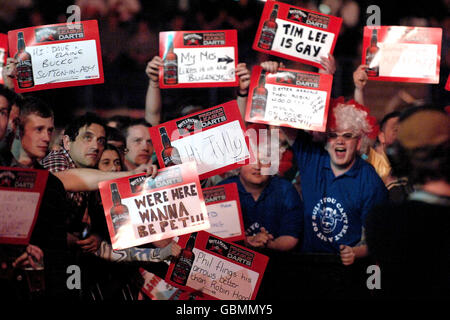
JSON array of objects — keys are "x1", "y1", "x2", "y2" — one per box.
[
  {"x1": 166, "y1": 231, "x2": 269, "y2": 300},
  {"x1": 362, "y1": 26, "x2": 442, "y2": 84},
  {"x1": 159, "y1": 30, "x2": 239, "y2": 89},
  {"x1": 245, "y1": 65, "x2": 332, "y2": 132},
  {"x1": 0, "y1": 167, "x2": 48, "y2": 245},
  {"x1": 149, "y1": 100, "x2": 252, "y2": 181},
  {"x1": 253, "y1": 1, "x2": 342, "y2": 69},
  {"x1": 203, "y1": 183, "x2": 245, "y2": 242},
  {"x1": 98, "y1": 162, "x2": 209, "y2": 250},
  {"x1": 8, "y1": 20, "x2": 104, "y2": 93}
]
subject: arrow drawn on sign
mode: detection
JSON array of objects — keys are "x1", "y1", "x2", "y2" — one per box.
[{"x1": 218, "y1": 55, "x2": 234, "y2": 64}]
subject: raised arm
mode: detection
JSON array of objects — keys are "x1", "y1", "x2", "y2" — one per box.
[
  {"x1": 236, "y1": 62, "x2": 251, "y2": 120},
  {"x1": 144, "y1": 56, "x2": 163, "y2": 126},
  {"x1": 53, "y1": 163, "x2": 158, "y2": 192},
  {"x1": 353, "y1": 64, "x2": 368, "y2": 105},
  {"x1": 95, "y1": 240, "x2": 181, "y2": 262}
]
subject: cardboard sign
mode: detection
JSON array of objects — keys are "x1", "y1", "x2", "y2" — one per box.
[
  {"x1": 0, "y1": 167, "x2": 48, "y2": 245},
  {"x1": 140, "y1": 268, "x2": 180, "y2": 300},
  {"x1": 203, "y1": 183, "x2": 245, "y2": 242},
  {"x1": 8, "y1": 20, "x2": 104, "y2": 93},
  {"x1": 149, "y1": 100, "x2": 252, "y2": 180},
  {"x1": 98, "y1": 162, "x2": 209, "y2": 250},
  {"x1": 362, "y1": 26, "x2": 442, "y2": 84},
  {"x1": 245, "y1": 65, "x2": 332, "y2": 131},
  {"x1": 159, "y1": 30, "x2": 239, "y2": 89},
  {"x1": 166, "y1": 231, "x2": 269, "y2": 300},
  {"x1": 253, "y1": 1, "x2": 342, "y2": 69},
  {"x1": 0, "y1": 34, "x2": 7, "y2": 85}
]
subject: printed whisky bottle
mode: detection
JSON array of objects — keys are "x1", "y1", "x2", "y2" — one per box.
[
  {"x1": 171, "y1": 232, "x2": 197, "y2": 286},
  {"x1": 250, "y1": 70, "x2": 268, "y2": 118},
  {"x1": 110, "y1": 183, "x2": 130, "y2": 234},
  {"x1": 258, "y1": 4, "x2": 279, "y2": 50},
  {"x1": 164, "y1": 42, "x2": 178, "y2": 85},
  {"x1": 14, "y1": 32, "x2": 34, "y2": 88},
  {"x1": 365, "y1": 29, "x2": 379, "y2": 77},
  {"x1": 160, "y1": 127, "x2": 182, "y2": 166}
]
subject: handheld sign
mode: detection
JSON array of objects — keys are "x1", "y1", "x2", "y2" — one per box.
[
  {"x1": 0, "y1": 34, "x2": 7, "y2": 85},
  {"x1": 98, "y1": 162, "x2": 209, "y2": 250},
  {"x1": 253, "y1": 1, "x2": 342, "y2": 69},
  {"x1": 245, "y1": 65, "x2": 332, "y2": 132},
  {"x1": 159, "y1": 30, "x2": 239, "y2": 89},
  {"x1": 203, "y1": 183, "x2": 245, "y2": 242},
  {"x1": 166, "y1": 231, "x2": 269, "y2": 300},
  {"x1": 7, "y1": 20, "x2": 104, "y2": 93},
  {"x1": 149, "y1": 100, "x2": 252, "y2": 180},
  {"x1": 362, "y1": 26, "x2": 442, "y2": 84},
  {"x1": 140, "y1": 268, "x2": 180, "y2": 300},
  {"x1": 0, "y1": 167, "x2": 48, "y2": 245}
]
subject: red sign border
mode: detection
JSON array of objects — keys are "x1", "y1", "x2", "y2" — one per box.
[
  {"x1": 361, "y1": 26, "x2": 442, "y2": 84},
  {"x1": 252, "y1": 1, "x2": 342, "y2": 69},
  {"x1": 159, "y1": 29, "x2": 239, "y2": 89},
  {"x1": 245, "y1": 65, "x2": 332, "y2": 132},
  {"x1": 203, "y1": 182, "x2": 246, "y2": 243},
  {"x1": 165, "y1": 230, "x2": 269, "y2": 300},
  {"x1": 0, "y1": 166, "x2": 49, "y2": 245},
  {"x1": 149, "y1": 100, "x2": 254, "y2": 181},
  {"x1": 8, "y1": 20, "x2": 104, "y2": 93}
]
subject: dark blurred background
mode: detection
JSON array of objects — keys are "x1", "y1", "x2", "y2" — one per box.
[{"x1": 0, "y1": 0, "x2": 449, "y2": 128}]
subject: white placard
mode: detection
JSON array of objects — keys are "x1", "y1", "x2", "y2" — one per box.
[
  {"x1": 188, "y1": 248, "x2": 259, "y2": 300},
  {"x1": 0, "y1": 191, "x2": 40, "y2": 238},
  {"x1": 175, "y1": 46, "x2": 236, "y2": 83},
  {"x1": 30, "y1": 39, "x2": 100, "y2": 85},
  {"x1": 271, "y1": 18, "x2": 335, "y2": 63},
  {"x1": 264, "y1": 83, "x2": 327, "y2": 126},
  {"x1": 171, "y1": 120, "x2": 250, "y2": 175},
  {"x1": 379, "y1": 43, "x2": 437, "y2": 78},
  {"x1": 206, "y1": 201, "x2": 242, "y2": 239}
]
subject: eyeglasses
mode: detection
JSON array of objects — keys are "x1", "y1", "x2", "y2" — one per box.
[{"x1": 326, "y1": 132, "x2": 360, "y2": 140}]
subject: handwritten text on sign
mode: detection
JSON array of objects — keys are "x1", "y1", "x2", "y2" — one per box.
[
  {"x1": 116, "y1": 182, "x2": 207, "y2": 249},
  {"x1": 188, "y1": 248, "x2": 259, "y2": 300},
  {"x1": 0, "y1": 191, "x2": 40, "y2": 238},
  {"x1": 379, "y1": 43, "x2": 437, "y2": 78},
  {"x1": 264, "y1": 83, "x2": 327, "y2": 127},
  {"x1": 29, "y1": 39, "x2": 99, "y2": 84},
  {"x1": 272, "y1": 19, "x2": 334, "y2": 63},
  {"x1": 176, "y1": 47, "x2": 235, "y2": 83},
  {"x1": 207, "y1": 201, "x2": 242, "y2": 239},
  {"x1": 171, "y1": 120, "x2": 250, "y2": 175}
]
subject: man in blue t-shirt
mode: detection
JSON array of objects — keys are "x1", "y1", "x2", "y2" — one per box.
[
  {"x1": 219, "y1": 124, "x2": 304, "y2": 252},
  {"x1": 286, "y1": 103, "x2": 388, "y2": 266},
  {"x1": 260, "y1": 61, "x2": 387, "y2": 267}
]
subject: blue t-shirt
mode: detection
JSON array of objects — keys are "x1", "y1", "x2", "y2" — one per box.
[
  {"x1": 293, "y1": 133, "x2": 388, "y2": 253},
  {"x1": 218, "y1": 175, "x2": 304, "y2": 239}
]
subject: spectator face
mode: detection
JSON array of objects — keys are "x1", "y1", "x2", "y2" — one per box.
[
  {"x1": 0, "y1": 96, "x2": 9, "y2": 141},
  {"x1": 379, "y1": 117, "x2": 399, "y2": 147},
  {"x1": 326, "y1": 130, "x2": 361, "y2": 172},
  {"x1": 98, "y1": 149, "x2": 122, "y2": 172},
  {"x1": 239, "y1": 154, "x2": 271, "y2": 187},
  {"x1": 125, "y1": 124, "x2": 153, "y2": 167},
  {"x1": 21, "y1": 114, "x2": 54, "y2": 160},
  {"x1": 64, "y1": 123, "x2": 106, "y2": 168}
]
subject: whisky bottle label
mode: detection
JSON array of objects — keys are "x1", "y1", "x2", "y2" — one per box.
[
  {"x1": 17, "y1": 60, "x2": 33, "y2": 84},
  {"x1": 258, "y1": 26, "x2": 276, "y2": 50},
  {"x1": 171, "y1": 256, "x2": 193, "y2": 284},
  {"x1": 164, "y1": 62, "x2": 177, "y2": 83},
  {"x1": 252, "y1": 93, "x2": 268, "y2": 110}
]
